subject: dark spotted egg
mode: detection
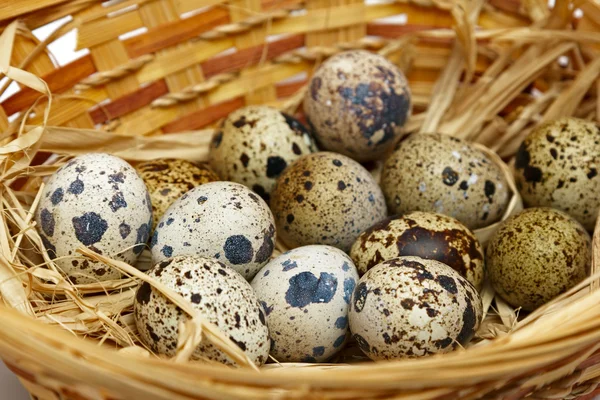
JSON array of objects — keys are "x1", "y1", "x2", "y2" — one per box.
[
  {"x1": 134, "y1": 256, "x2": 270, "y2": 366},
  {"x1": 349, "y1": 211, "x2": 484, "y2": 291},
  {"x1": 381, "y1": 133, "x2": 510, "y2": 230},
  {"x1": 515, "y1": 117, "x2": 600, "y2": 231},
  {"x1": 270, "y1": 152, "x2": 387, "y2": 252},
  {"x1": 209, "y1": 106, "x2": 317, "y2": 202},
  {"x1": 251, "y1": 245, "x2": 359, "y2": 362},
  {"x1": 349, "y1": 256, "x2": 482, "y2": 360},
  {"x1": 303, "y1": 50, "x2": 411, "y2": 162},
  {"x1": 487, "y1": 207, "x2": 590, "y2": 311},
  {"x1": 35, "y1": 153, "x2": 152, "y2": 284},
  {"x1": 136, "y1": 159, "x2": 219, "y2": 231},
  {"x1": 150, "y1": 181, "x2": 275, "y2": 280}
]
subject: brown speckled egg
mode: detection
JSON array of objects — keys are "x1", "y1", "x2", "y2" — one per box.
[
  {"x1": 381, "y1": 133, "x2": 510, "y2": 230},
  {"x1": 136, "y1": 159, "x2": 219, "y2": 231},
  {"x1": 486, "y1": 207, "x2": 590, "y2": 311},
  {"x1": 349, "y1": 211, "x2": 484, "y2": 290},
  {"x1": 271, "y1": 152, "x2": 387, "y2": 252},
  {"x1": 134, "y1": 256, "x2": 270, "y2": 366},
  {"x1": 349, "y1": 256, "x2": 482, "y2": 360},
  {"x1": 209, "y1": 106, "x2": 317, "y2": 202},
  {"x1": 303, "y1": 50, "x2": 411, "y2": 162},
  {"x1": 514, "y1": 117, "x2": 600, "y2": 231}
]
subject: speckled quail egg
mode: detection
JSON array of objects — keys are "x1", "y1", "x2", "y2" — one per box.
[
  {"x1": 514, "y1": 117, "x2": 600, "y2": 231},
  {"x1": 349, "y1": 256, "x2": 482, "y2": 360},
  {"x1": 136, "y1": 158, "x2": 219, "y2": 231},
  {"x1": 209, "y1": 106, "x2": 317, "y2": 202},
  {"x1": 134, "y1": 256, "x2": 270, "y2": 366},
  {"x1": 150, "y1": 181, "x2": 275, "y2": 280},
  {"x1": 303, "y1": 50, "x2": 411, "y2": 162},
  {"x1": 486, "y1": 207, "x2": 590, "y2": 311},
  {"x1": 270, "y1": 152, "x2": 387, "y2": 252},
  {"x1": 381, "y1": 133, "x2": 510, "y2": 230},
  {"x1": 251, "y1": 245, "x2": 358, "y2": 362},
  {"x1": 35, "y1": 153, "x2": 152, "y2": 284},
  {"x1": 350, "y1": 211, "x2": 484, "y2": 290}
]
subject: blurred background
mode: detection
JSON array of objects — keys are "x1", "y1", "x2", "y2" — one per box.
[{"x1": 0, "y1": 362, "x2": 29, "y2": 399}]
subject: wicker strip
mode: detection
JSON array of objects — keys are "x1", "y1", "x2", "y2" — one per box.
[
  {"x1": 0, "y1": 0, "x2": 71, "y2": 22},
  {"x1": 139, "y1": 0, "x2": 207, "y2": 122},
  {"x1": 78, "y1": 10, "x2": 146, "y2": 50},
  {"x1": 123, "y1": 7, "x2": 231, "y2": 57},
  {"x1": 150, "y1": 36, "x2": 391, "y2": 107},
  {"x1": 200, "y1": 8, "x2": 292, "y2": 39},
  {"x1": 74, "y1": 54, "x2": 154, "y2": 91},
  {"x1": 151, "y1": 71, "x2": 239, "y2": 107}
]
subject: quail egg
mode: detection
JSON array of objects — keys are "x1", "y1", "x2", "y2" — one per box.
[
  {"x1": 515, "y1": 117, "x2": 600, "y2": 231},
  {"x1": 381, "y1": 133, "x2": 510, "y2": 230},
  {"x1": 150, "y1": 181, "x2": 275, "y2": 280},
  {"x1": 209, "y1": 106, "x2": 317, "y2": 202},
  {"x1": 35, "y1": 153, "x2": 152, "y2": 284},
  {"x1": 251, "y1": 245, "x2": 359, "y2": 362},
  {"x1": 270, "y1": 152, "x2": 387, "y2": 252},
  {"x1": 349, "y1": 256, "x2": 482, "y2": 360},
  {"x1": 486, "y1": 207, "x2": 591, "y2": 310},
  {"x1": 134, "y1": 256, "x2": 270, "y2": 366},
  {"x1": 136, "y1": 158, "x2": 219, "y2": 231},
  {"x1": 350, "y1": 211, "x2": 484, "y2": 290},
  {"x1": 303, "y1": 50, "x2": 411, "y2": 162}
]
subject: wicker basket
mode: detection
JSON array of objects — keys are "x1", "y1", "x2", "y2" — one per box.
[{"x1": 2, "y1": 0, "x2": 600, "y2": 399}]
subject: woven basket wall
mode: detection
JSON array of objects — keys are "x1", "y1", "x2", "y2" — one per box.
[{"x1": 2, "y1": 0, "x2": 600, "y2": 399}]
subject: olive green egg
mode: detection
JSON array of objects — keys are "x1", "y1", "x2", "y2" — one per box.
[
  {"x1": 514, "y1": 117, "x2": 600, "y2": 231},
  {"x1": 486, "y1": 207, "x2": 590, "y2": 311}
]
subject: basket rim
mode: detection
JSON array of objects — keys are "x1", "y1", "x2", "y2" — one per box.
[{"x1": 1, "y1": 271, "x2": 600, "y2": 391}]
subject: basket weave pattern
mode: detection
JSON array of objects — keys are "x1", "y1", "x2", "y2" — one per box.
[{"x1": 2, "y1": 0, "x2": 600, "y2": 399}]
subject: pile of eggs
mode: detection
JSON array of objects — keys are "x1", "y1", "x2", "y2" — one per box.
[{"x1": 35, "y1": 50, "x2": 595, "y2": 366}]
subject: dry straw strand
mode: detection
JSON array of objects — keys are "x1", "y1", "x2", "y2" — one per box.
[{"x1": 78, "y1": 247, "x2": 258, "y2": 370}]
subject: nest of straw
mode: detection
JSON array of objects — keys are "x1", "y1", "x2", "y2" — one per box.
[{"x1": 2, "y1": 0, "x2": 600, "y2": 399}]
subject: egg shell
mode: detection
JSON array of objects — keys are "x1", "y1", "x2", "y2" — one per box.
[
  {"x1": 270, "y1": 152, "x2": 387, "y2": 252},
  {"x1": 35, "y1": 153, "x2": 152, "y2": 284},
  {"x1": 303, "y1": 50, "x2": 411, "y2": 162},
  {"x1": 486, "y1": 207, "x2": 590, "y2": 311},
  {"x1": 150, "y1": 181, "x2": 275, "y2": 280},
  {"x1": 209, "y1": 106, "x2": 317, "y2": 202},
  {"x1": 136, "y1": 158, "x2": 219, "y2": 231},
  {"x1": 251, "y1": 245, "x2": 359, "y2": 362},
  {"x1": 381, "y1": 133, "x2": 510, "y2": 230},
  {"x1": 134, "y1": 256, "x2": 270, "y2": 366},
  {"x1": 514, "y1": 117, "x2": 600, "y2": 231},
  {"x1": 350, "y1": 211, "x2": 484, "y2": 290},
  {"x1": 349, "y1": 256, "x2": 483, "y2": 360}
]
